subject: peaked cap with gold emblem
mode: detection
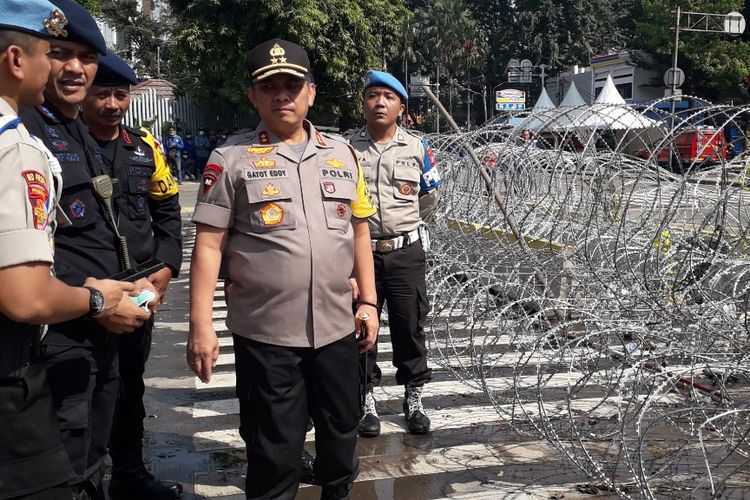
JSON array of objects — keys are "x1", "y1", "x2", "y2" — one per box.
[
  {"x1": 0, "y1": 0, "x2": 68, "y2": 39},
  {"x1": 247, "y1": 38, "x2": 312, "y2": 83}
]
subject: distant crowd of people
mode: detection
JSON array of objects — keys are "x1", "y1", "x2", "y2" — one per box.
[{"x1": 163, "y1": 126, "x2": 237, "y2": 182}]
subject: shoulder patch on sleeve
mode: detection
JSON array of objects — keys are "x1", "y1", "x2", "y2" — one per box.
[{"x1": 202, "y1": 163, "x2": 224, "y2": 195}]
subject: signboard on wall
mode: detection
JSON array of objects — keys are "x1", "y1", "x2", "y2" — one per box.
[{"x1": 496, "y1": 89, "x2": 526, "y2": 110}]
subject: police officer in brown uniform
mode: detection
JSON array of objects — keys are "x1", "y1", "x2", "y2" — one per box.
[
  {"x1": 188, "y1": 39, "x2": 379, "y2": 500},
  {"x1": 0, "y1": 3, "x2": 141, "y2": 497},
  {"x1": 350, "y1": 70, "x2": 442, "y2": 437}
]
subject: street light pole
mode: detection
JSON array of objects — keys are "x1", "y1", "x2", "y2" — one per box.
[{"x1": 670, "y1": 6, "x2": 681, "y2": 125}]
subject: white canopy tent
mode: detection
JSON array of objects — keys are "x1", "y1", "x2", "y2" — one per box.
[{"x1": 577, "y1": 75, "x2": 662, "y2": 130}]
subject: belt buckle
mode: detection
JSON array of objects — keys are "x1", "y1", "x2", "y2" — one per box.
[{"x1": 376, "y1": 240, "x2": 394, "y2": 253}]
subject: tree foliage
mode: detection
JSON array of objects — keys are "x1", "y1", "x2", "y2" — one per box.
[
  {"x1": 632, "y1": 0, "x2": 750, "y2": 99},
  {"x1": 168, "y1": 0, "x2": 409, "y2": 126},
  {"x1": 100, "y1": 0, "x2": 176, "y2": 79}
]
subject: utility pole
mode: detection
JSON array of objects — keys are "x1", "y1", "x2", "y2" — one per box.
[{"x1": 665, "y1": 8, "x2": 745, "y2": 165}]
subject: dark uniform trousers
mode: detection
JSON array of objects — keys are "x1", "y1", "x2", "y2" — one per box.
[
  {"x1": 362, "y1": 240, "x2": 432, "y2": 391},
  {"x1": 43, "y1": 338, "x2": 120, "y2": 490},
  {"x1": 0, "y1": 331, "x2": 74, "y2": 500},
  {"x1": 109, "y1": 318, "x2": 152, "y2": 466},
  {"x1": 234, "y1": 333, "x2": 360, "y2": 500}
]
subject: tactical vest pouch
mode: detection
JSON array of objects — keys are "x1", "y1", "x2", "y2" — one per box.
[{"x1": 0, "y1": 315, "x2": 36, "y2": 380}]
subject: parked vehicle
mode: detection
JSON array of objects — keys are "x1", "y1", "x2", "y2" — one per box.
[{"x1": 636, "y1": 127, "x2": 730, "y2": 170}]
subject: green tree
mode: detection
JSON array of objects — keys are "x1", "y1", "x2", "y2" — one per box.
[
  {"x1": 168, "y1": 0, "x2": 409, "y2": 126},
  {"x1": 100, "y1": 0, "x2": 175, "y2": 79},
  {"x1": 633, "y1": 0, "x2": 750, "y2": 99}
]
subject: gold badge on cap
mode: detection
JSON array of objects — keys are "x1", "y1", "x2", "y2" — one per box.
[
  {"x1": 260, "y1": 203, "x2": 284, "y2": 226},
  {"x1": 269, "y1": 43, "x2": 287, "y2": 64},
  {"x1": 44, "y1": 9, "x2": 68, "y2": 37}
]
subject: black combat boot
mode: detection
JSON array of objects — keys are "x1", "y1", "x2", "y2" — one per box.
[
  {"x1": 403, "y1": 385, "x2": 430, "y2": 435},
  {"x1": 357, "y1": 389, "x2": 380, "y2": 437},
  {"x1": 109, "y1": 449, "x2": 183, "y2": 499}
]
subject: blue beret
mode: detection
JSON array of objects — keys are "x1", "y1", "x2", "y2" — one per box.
[
  {"x1": 364, "y1": 70, "x2": 408, "y2": 102},
  {"x1": 50, "y1": 0, "x2": 106, "y2": 55},
  {"x1": 0, "y1": 0, "x2": 68, "y2": 39},
  {"x1": 94, "y1": 52, "x2": 137, "y2": 86}
]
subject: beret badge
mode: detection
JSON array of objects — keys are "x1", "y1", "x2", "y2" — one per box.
[{"x1": 44, "y1": 9, "x2": 68, "y2": 37}]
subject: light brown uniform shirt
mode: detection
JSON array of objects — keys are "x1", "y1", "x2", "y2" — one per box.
[
  {"x1": 0, "y1": 97, "x2": 59, "y2": 270},
  {"x1": 192, "y1": 121, "x2": 376, "y2": 348},
  {"x1": 350, "y1": 126, "x2": 428, "y2": 238}
]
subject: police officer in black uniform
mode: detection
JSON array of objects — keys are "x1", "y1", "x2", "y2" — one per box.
[
  {"x1": 19, "y1": 1, "x2": 153, "y2": 497},
  {"x1": 81, "y1": 52, "x2": 183, "y2": 499}
]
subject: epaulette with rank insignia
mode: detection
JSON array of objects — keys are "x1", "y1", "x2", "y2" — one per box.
[{"x1": 320, "y1": 131, "x2": 348, "y2": 144}]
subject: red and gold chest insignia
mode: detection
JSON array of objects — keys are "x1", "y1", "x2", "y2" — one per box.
[
  {"x1": 260, "y1": 203, "x2": 284, "y2": 226},
  {"x1": 399, "y1": 183, "x2": 414, "y2": 196},
  {"x1": 323, "y1": 181, "x2": 336, "y2": 194},
  {"x1": 258, "y1": 131, "x2": 270, "y2": 144},
  {"x1": 315, "y1": 131, "x2": 326, "y2": 146}
]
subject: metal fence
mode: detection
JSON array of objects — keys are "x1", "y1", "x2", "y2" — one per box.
[{"x1": 123, "y1": 88, "x2": 256, "y2": 142}]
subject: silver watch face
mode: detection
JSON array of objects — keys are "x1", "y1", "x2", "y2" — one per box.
[{"x1": 90, "y1": 288, "x2": 105, "y2": 314}]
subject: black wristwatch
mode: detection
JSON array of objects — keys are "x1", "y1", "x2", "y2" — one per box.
[{"x1": 84, "y1": 286, "x2": 105, "y2": 317}]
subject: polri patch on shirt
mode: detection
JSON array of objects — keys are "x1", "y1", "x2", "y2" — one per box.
[
  {"x1": 323, "y1": 181, "x2": 336, "y2": 194},
  {"x1": 128, "y1": 166, "x2": 153, "y2": 176},
  {"x1": 320, "y1": 168, "x2": 353, "y2": 180},
  {"x1": 51, "y1": 140, "x2": 68, "y2": 150},
  {"x1": 137, "y1": 179, "x2": 150, "y2": 192},
  {"x1": 69, "y1": 198, "x2": 86, "y2": 219}
]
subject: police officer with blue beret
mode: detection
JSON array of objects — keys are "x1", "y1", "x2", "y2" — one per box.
[
  {"x1": 350, "y1": 70, "x2": 441, "y2": 438},
  {"x1": 0, "y1": 2, "x2": 145, "y2": 498},
  {"x1": 82, "y1": 52, "x2": 184, "y2": 499},
  {"x1": 19, "y1": 1, "x2": 154, "y2": 497}
]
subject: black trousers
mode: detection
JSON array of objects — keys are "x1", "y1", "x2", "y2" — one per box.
[
  {"x1": 0, "y1": 364, "x2": 73, "y2": 499},
  {"x1": 361, "y1": 240, "x2": 432, "y2": 391},
  {"x1": 109, "y1": 320, "x2": 153, "y2": 471},
  {"x1": 234, "y1": 333, "x2": 359, "y2": 500},
  {"x1": 43, "y1": 341, "x2": 120, "y2": 491}
]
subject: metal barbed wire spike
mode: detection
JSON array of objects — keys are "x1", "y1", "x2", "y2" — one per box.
[{"x1": 424, "y1": 97, "x2": 750, "y2": 498}]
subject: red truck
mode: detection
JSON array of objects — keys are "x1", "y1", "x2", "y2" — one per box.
[{"x1": 637, "y1": 127, "x2": 730, "y2": 169}]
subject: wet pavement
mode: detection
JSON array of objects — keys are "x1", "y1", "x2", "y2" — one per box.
[{"x1": 120, "y1": 182, "x2": 749, "y2": 499}]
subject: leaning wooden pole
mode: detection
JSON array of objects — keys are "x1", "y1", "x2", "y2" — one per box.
[{"x1": 421, "y1": 85, "x2": 550, "y2": 293}]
